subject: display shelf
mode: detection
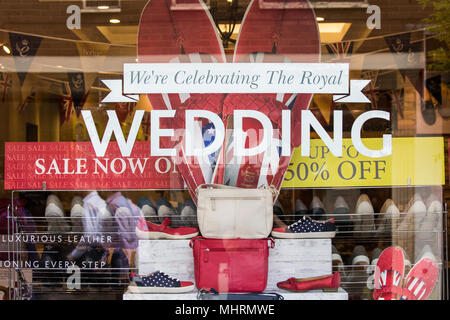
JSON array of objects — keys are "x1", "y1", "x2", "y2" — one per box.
[
  {"x1": 123, "y1": 288, "x2": 348, "y2": 300},
  {"x1": 137, "y1": 239, "x2": 332, "y2": 292},
  {"x1": 6, "y1": 187, "x2": 445, "y2": 300}
]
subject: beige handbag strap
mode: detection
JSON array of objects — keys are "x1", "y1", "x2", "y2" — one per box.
[{"x1": 196, "y1": 184, "x2": 279, "y2": 196}]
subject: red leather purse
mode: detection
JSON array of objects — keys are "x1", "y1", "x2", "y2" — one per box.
[{"x1": 189, "y1": 237, "x2": 275, "y2": 293}]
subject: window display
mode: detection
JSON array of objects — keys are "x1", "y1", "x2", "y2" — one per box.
[{"x1": 0, "y1": 0, "x2": 447, "y2": 304}]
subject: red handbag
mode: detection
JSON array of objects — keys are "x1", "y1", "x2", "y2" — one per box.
[{"x1": 189, "y1": 237, "x2": 275, "y2": 293}]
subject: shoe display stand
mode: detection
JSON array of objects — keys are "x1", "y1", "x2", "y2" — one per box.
[
  {"x1": 6, "y1": 193, "x2": 130, "y2": 300},
  {"x1": 6, "y1": 204, "x2": 30, "y2": 300},
  {"x1": 281, "y1": 186, "x2": 447, "y2": 300},
  {"x1": 123, "y1": 239, "x2": 348, "y2": 300},
  {"x1": 5, "y1": 187, "x2": 445, "y2": 300}
]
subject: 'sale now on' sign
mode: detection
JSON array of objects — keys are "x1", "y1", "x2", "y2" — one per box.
[{"x1": 3, "y1": 137, "x2": 444, "y2": 190}]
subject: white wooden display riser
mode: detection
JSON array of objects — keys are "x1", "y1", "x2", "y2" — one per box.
[
  {"x1": 123, "y1": 288, "x2": 348, "y2": 300},
  {"x1": 136, "y1": 239, "x2": 332, "y2": 292}
]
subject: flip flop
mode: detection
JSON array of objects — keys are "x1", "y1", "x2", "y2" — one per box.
[
  {"x1": 217, "y1": 0, "x2": 320, "y2": 190},
  {"x1": 137, "y1": 0, "x2": 226, "y2": 202},
  {"x1": 401, "y1": 256, "x2": 438, "y2": 300},
  {"x1": 373, "y1": 246, "x2": 405, "y2": 300}
]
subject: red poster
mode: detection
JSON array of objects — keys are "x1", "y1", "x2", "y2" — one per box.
[{"x1": 4, "y1": 142, "x2": 185, "y2": 190}]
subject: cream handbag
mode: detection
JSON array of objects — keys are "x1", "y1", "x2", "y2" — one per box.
[{"x1": 196, "y1": 184, "x2": 277, "y2": 239}]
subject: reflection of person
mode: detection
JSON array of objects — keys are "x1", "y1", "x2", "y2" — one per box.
[
  {"x1": 66, "y1": 191, "x2": 114, "y2": 263},
  {"x1": 104, "y1": 192, "x2": 140, "y2": 266},
  {"x1": 65, "y1": 192, "x2": 137, "y2": 270}
]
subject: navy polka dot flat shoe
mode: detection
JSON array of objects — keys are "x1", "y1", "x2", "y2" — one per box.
[
  {"x1": 272, "y1": 216, "x2": 336, "y2": 239},
  {"x1": 128, "y1": 271, "x2": 195, "y2": 294}
]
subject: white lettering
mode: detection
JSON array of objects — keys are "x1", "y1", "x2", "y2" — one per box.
[
  {"x1": 150, "y1": 110, "x2": 176, "y2": 156},
  {"x1": 66, "y1": 5, "x2": 81, "y2": 30},
  {"x1": 234, "y1": 110, "x2": 273, "y2": 157},
  {"x1": 185, "y1": 110, "x2": 224, "y2": 157},
  {"x1": 35, "y1": 159, "x2": 45, "y2": 175},
  {"x1": 110, "y1": 158, "x2": 126, "y2": 174},
  {"x1": 63, "y1": 158, "x2": 75, "y2": 174},
  {"x1": 367, "y1": 5, "x2": 381, "y2": 30},
  {"x1": 281, "y1": 110, "x2": 291, "y2": 156},
  {"x1": 127, "y1": 158, "x2": 149, "y2": 174},
  {"x1": 75, "y1": 158, "x2": 87, "y2": 174},
  {"x1": 47, "y1": 159, "x2": 61, "y2": 174},
  {"x1": 154, "y1": 157, "x2": 171, "y2": 174},
  {"x1": 82, "y1": 110, "x2": 144, "y2": 157},
  {"x1": 302, "y1": 110, "x2": 343, "y2": 157},
  {"x1": 351, "y1": 111, "x2": 392, "y2": 157},
  {"x1": 94, "y1": 158, "x2": 109, "y2": 174}
]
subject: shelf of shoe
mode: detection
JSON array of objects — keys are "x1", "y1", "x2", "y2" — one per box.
[
  {"x1": 123, "y1": 288, "x2": 348, "y2": 300},
  {"x1": 136, "y1": 239, "x2": 334, "y2": 292}
]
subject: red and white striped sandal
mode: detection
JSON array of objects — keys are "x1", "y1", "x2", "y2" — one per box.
[
  {"x1": 401, "y1": 256, "x2": 438, "y2": 300},
  {"x1": 373, "y1": 246, "x2": 405, "y2": 300}
]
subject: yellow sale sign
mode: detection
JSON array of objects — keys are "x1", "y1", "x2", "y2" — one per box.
[{"x1": 282, "y1": 137, "x2": 445, "y2": 188}]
